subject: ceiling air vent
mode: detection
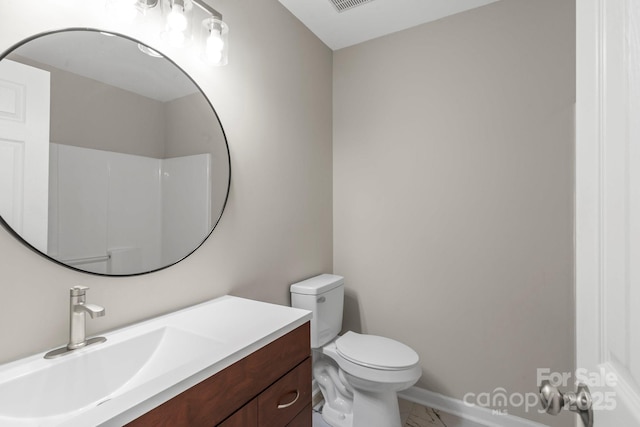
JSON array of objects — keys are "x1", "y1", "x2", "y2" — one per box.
[{"x1": 328, "y1": 0, "x2": 375, "y2": 13}]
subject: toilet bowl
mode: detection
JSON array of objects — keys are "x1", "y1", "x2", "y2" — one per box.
[{"x1": 290, "y1": 274, "x2": 421, "y2": 427}]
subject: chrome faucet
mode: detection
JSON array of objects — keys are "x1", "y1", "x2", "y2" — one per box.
[
  {"x1": 68, "y1": 286, "x2": 106, "y2": 349},
  {"x1": 44, "y1": 286, "x2": 107, "y2": 359}
]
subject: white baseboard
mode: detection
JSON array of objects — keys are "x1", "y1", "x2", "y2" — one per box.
[{"x1": 398, "y1": 387, "x2": 549, "y2": 427}]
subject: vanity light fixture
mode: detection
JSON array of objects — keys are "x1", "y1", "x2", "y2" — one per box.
[
  {"x1": 198, "y1": 5, "x2": 228, "y2": 65},
  {"x1": 106, "y1": 0, "x2": 159, "y2": 20},
  {"x1": 105, "y1": 0, "x2": 141, "y2": 22},
  {"x1": 162, "y1": 0, "x2": 229, "y2": 64},
  {"x1": 138, "y1": 0, "x2": 159, "y2": 10},
  {"x1": 105, "y1": 0, "x2": 229, "y2": 65},
  {"x1": 162, "y1": 0, "x2": 193, "y2": 47}
]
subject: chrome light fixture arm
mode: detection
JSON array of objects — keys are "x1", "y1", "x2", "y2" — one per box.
[{"x1": 192, "y1": 0, "x2": 222, "y2": 21}]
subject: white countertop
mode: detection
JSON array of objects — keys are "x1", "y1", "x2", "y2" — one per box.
[{"x1": 0, "y1": 296, "x2": 312, "y2": 426}]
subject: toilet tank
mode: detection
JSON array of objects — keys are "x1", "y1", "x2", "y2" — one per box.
[{"x1": 290, "y1": 274, "x2": 344, "y2": 348}]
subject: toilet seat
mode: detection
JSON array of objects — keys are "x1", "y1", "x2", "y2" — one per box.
[{"x1": 335, "y1": 331, "x2": 419, "y2": 371}]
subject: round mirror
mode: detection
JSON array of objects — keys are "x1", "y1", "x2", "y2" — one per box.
[{"x1": 0, "y1": 29, "x2": 230, "y2": 276}]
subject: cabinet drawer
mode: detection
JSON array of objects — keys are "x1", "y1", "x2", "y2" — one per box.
[{"x1": 258, "y1": 358, "x2": 312, "y2": 427}]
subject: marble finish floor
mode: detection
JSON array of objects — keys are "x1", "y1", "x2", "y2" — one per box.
[{"x1": 312, "y1": 399, "x2": 486, "y2": 427}]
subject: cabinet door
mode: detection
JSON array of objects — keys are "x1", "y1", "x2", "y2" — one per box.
[
  {"x1": 218, "y1": 399, "x2": 257, "y2": 427},
  {"x1": 286, "y1": 405, "x2": 311, "y2": 427},
  {"x1": 258, "y1": 358, "x2": 311, "y2": 427}
]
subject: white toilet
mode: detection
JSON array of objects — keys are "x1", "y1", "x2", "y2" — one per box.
[{"x1": 290, "y1": 274, "x2": 421, "y2": 427}]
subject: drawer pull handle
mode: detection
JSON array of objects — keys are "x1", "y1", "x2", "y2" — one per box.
[{"x1": 277, "y1": 390, "x2": 300, "y2": 409}]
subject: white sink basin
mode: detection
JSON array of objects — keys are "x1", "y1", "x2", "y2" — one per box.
[
  {"x1": 0, "y1": 296, "x2": 311, "y2": 427},
  {"x1": 0, "y1": 327, "x2": 222, "y2": 419}
]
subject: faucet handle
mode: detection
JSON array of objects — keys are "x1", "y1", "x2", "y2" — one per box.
[{"x1": 70, "y1": 286, "x2": 89, "y2": 296}]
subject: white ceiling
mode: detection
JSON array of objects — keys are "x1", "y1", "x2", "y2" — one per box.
[
  {"x1": 278, "y1": 0, "x2": 500, "y2": 50},
  {"x1": 12, "y1": 31, "x2": 199, "y2": 102}
]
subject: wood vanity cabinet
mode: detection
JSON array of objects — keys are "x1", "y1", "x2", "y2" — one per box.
[{"x1": 127, "y1": 322, "x2": 312, "y2": 427}]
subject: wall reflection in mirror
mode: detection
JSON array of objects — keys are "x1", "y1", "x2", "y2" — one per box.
[{"x1": 0, "y1": 29, "x2": 230, "y2": 276}]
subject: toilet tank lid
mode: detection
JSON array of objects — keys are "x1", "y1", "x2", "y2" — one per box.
[{"x1": 290, "y1": 274, "x2": 344, "y2": 295}]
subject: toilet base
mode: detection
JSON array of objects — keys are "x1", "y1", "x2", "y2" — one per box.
[
  {"x1": 321, "y1": 403, "x2": 354, "y2": 427},
  {"x1": 320, "y1": 389, "x2": 402, "y2": 427},
  {"x1": 351, "y1": 389, "x2": 402, "y2": 427},
  {"x1": 322, "y1": 392, "x2": 402, "y2": 427}
]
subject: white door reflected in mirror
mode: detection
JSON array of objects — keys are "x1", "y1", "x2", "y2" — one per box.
[{"x1": 0, "y1": 59, "x2": 50, "y2": 254}]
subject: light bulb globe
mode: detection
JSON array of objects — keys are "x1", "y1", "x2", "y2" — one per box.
[
  {"x1": 167, "y1": 8, "x2": 188, "y2": 32},
  {"x1": 206, "y1": 32, "x2": 224, "y2": 53}
]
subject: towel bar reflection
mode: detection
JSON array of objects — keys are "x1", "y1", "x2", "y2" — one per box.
[{"x1": 61, "y1": 254, "x2": 111, "y2": 266}]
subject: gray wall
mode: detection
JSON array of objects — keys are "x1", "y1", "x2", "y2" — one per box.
[
  {"x1": 0, "y1": 0, "x2": 332, "y2": 362},
  {"x1": 13, "y1": 56, "x2": 224, "y2": 160},
  {"x1": 164, "y1": 92, "x2": 230, "y2": 219},
  {"x1": 333, "y1": 0, "x2": 575, "y2": 425},
  {"x1": 12, "y1": 56, "x2": 168, "y2": 158},
  {"x1": 48, "y1": 65, "x2": 167, "y2": 158},
  {"x1": 164, "y1": 92, "x2": 225, "y2": 158}
]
